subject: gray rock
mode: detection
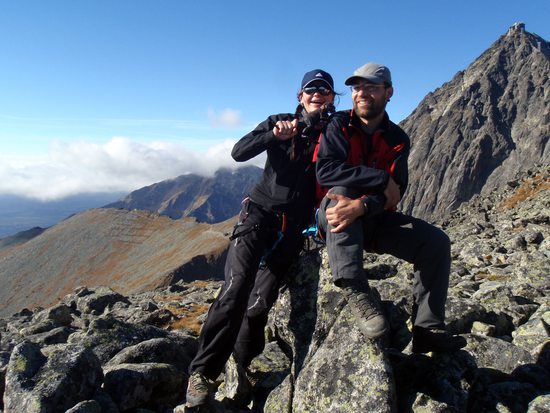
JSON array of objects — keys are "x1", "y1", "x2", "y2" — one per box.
[
  {"x1": 25, "y1": 326, "x2": 75, "y2": 346},
  {"x1": 291, "y1": 312, "x2": 394, "y2": 413},
  {"x1": 33, "y1": 303, "x2": 73, "y2": 326},
  {"x1": 469, "y1": 380, "x2": 540, "y2": 413},
  {"x1": 106, "y1": 335, "x2": 197, "y2": 374},
  {"x1": 67, "y1": 315, "x2": 168, "y2": 363},
  {"x1": 72, "y1": 286, "x2": 131, "y2": 316},
  {"x1": 528, "y1": 394, "x2": 550, "y2": 413},
  {"x1": 103, "y1": 362, "x2": 184, "y2": 411},
  {"x1": 512, "y1": 304, "x2": 550, "y2": 354},
  {"x1": 412, "y1": 392, "x2": 461, "y2": 413},
  {"x1": 3, "y1": 342, "x2": 103, "y2": 413},
  {"x1": 92, "y1": 388, "x2": 120, "y2": 413},
  {"x1": 400, "y1": 27, "x2": 550, "y2": 223},
  {"x1": 267, "y1": 250, "x2": 395, "y2": 412},
  {"x1": 64, "y1": 400, "x2": 102, "y2": 413},
  {"x1": 464, "y1": 334, "x2": 535, "y2": 373}
]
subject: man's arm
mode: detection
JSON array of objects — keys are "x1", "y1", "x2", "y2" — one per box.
[{"x1": 384, "y1": 176, "x2": 401, "y2": 210}]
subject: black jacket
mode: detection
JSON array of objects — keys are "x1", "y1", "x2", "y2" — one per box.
[{"x1": 232, "y1": 113, "x2": 319, "y2": 215}]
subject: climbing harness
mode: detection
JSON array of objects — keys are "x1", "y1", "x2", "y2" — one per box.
[
  {"x1": 228, "y1": 197, "x2": 289, "y2": 269},
  {"x1": 302, "y1": 208, "x2": 325, "y2": 249},
  {"x1": 258, "y1": 211, "x2": 287, "y2": 269},
  {"x1": 229, "y1": 197, "x2": 259, "y2": 241}
]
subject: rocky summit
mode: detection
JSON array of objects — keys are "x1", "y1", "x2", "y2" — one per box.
[
  {"x1": 400, "y1": 23, "x2": 550, "y2": 223},
  {"x1": 0, "y1": 164, "x2": 548, "y2": 413}
]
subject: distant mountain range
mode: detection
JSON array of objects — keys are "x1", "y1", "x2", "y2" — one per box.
[
  {"x1": 0, "y1": 192, "x2": 124, "y2": 238},
  {"x1": 105, "y1": 165, "x2": 262, "y2": 223},
  {"x1": 0, "y1": 165, "x2": 262, "y2": 239}
]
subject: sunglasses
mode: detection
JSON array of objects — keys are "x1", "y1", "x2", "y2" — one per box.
[{"x1": 303, "y1": 86, "x2": 333, "y2": 96}]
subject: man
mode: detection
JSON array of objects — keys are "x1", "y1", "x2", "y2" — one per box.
[{"x1": 316, "y1": 62, "x2": 466, "y2": 353}]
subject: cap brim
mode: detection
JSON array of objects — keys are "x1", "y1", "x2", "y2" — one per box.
[
  {"x1": 344, "y1": 75, "x2": 385, "y2": 86},
  {"x1": 302, "y1": 78, "x2": 334, "y2": 90}
]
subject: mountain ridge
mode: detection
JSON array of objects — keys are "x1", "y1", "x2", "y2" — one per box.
[
  {"x1": 105, "y1": 165, "x2": 262, "y2": 223},
  {"x1": 0, "y1": 208, "x2": 234, "y2": 317}
]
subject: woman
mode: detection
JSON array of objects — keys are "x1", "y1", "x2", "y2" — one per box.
[{"x1": 185, "y1": 69, "x2": 336, "y2": 408}]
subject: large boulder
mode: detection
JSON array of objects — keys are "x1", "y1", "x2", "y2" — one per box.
[
  {"x1": 266, "y1": 250, "x2": 395, "y2": 412},
  {"x1": 103, "y1": 362, "x2": 184, "y2": 411},
  {"x1": 3, "y1": 342, "x2": 103, "y2": 413}
]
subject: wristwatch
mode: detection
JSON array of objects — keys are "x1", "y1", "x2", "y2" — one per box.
[{"x1": 360, "y1": 195, "x2": 369, "y2": 215}]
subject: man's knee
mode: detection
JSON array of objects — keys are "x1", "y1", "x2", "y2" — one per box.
[
  {"x1": 319, "y1": 186, "x2": 363, "y2": 230},
  {"x1": 327, "y1": 186, "x2": 362, "y2": 199},
  {"x1": 430, "y1": 226, "x2": 451, "y2": 256},
  {"x1": 246, "y1": 296, "x2": 271, "y2": 321}
]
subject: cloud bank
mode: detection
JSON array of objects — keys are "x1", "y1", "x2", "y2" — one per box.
[{"x1": 0, "y1": 137, "x2": 265, "y2": 201}]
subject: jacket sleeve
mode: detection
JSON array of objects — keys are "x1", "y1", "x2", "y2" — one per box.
[
  {"x1": 393, "y1": 146, "x2": 409, "y2": 199},
  {"x1": 362, "y1": 144, "x2": 409, "y2": 217},
  {"x1": 231, "y1": 116, "x2": 281, "y2": 162},
  {"x1": 316, "y1": 114, "x2": 390, "y2": 191}
]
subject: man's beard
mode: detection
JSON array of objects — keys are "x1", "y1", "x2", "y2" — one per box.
[{"x1": 355, "y1": 100, "x2": 386, "y2": 120}]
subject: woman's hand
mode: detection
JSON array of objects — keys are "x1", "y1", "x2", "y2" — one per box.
[{"x1": 273, "y1": 119, "x2": 298, "y2": 140}]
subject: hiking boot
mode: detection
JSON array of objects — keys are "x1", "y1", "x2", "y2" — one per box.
[
  {"x1": 412, "y1": 326, "x2": 467, "y2": 354},
  {"x1": 224, "y1": 354, "x2": 253, "y2": 407},
  {"x1": 340, "y1": 278, "x2": 388, "y2": 339},
  {"x1": 186, "y1": 371, "x2": 213, "y2": 408}
]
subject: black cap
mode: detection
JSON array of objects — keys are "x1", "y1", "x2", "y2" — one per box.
[{"x1": 301, "y1": 69, "x2": 334, "y2": 90}]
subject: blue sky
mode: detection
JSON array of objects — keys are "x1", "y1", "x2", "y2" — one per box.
[{"x1": 1, "y1": 0, "x2": 549, "y2": 200}]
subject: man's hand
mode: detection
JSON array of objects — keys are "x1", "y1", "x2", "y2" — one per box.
[
  {"x1": 273, "y1": 119, "x2": 298, "y2": 141},
  {"x1": 325, "y1": 192, "x2": 365, "y2": 233},
  {"x1": 384, "y1": 176, "x2": 401, "y2": 210}
]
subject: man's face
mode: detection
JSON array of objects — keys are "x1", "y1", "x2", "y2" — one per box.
[{"x1": 350, "y1": 81, "x2": 393, "y2": 121}]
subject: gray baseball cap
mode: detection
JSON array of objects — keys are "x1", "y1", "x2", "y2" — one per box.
[{"x1": 345, "y1": 62, "x2": 392, "y2": 86}]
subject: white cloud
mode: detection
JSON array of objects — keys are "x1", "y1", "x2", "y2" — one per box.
[
  {"x1": 0, "y1": 137, "x2": 265, "y2": 201},
  {"x1": 208, "y1": 108, "x2": 244, "y2": 128}
]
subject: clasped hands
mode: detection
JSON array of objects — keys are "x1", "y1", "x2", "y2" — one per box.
[{"x1": 326, "y1": 176, "x2": 401, "y2": 233}]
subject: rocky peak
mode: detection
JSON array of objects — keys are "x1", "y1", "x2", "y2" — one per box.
[{"x1": 400, "y1": 24, "x2": 550, "y2": 223}]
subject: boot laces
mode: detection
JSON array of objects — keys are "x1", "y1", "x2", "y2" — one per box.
[
  {"x1": 190, "y1": 372, "x2": 210, "y2": 393},
  {"x1": 344, "y1": 285, "x2": 380, "y2": 320}
]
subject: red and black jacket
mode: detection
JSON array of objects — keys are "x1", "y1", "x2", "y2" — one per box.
[{"x1": 315, "y1": 109, "x2": 410, "y2": 216}]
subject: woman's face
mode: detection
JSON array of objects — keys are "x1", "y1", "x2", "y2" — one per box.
[{"x1": 299, "y1": 80, "x2": 334, "y2": 113}]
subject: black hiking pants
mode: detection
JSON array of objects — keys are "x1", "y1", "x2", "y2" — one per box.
[
  {"x1": 318, "y1": 186, "x2": 451, "y2": 329},
  {"x1": 189, "y1": 199, "x2": 306, "y2": 380}
]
